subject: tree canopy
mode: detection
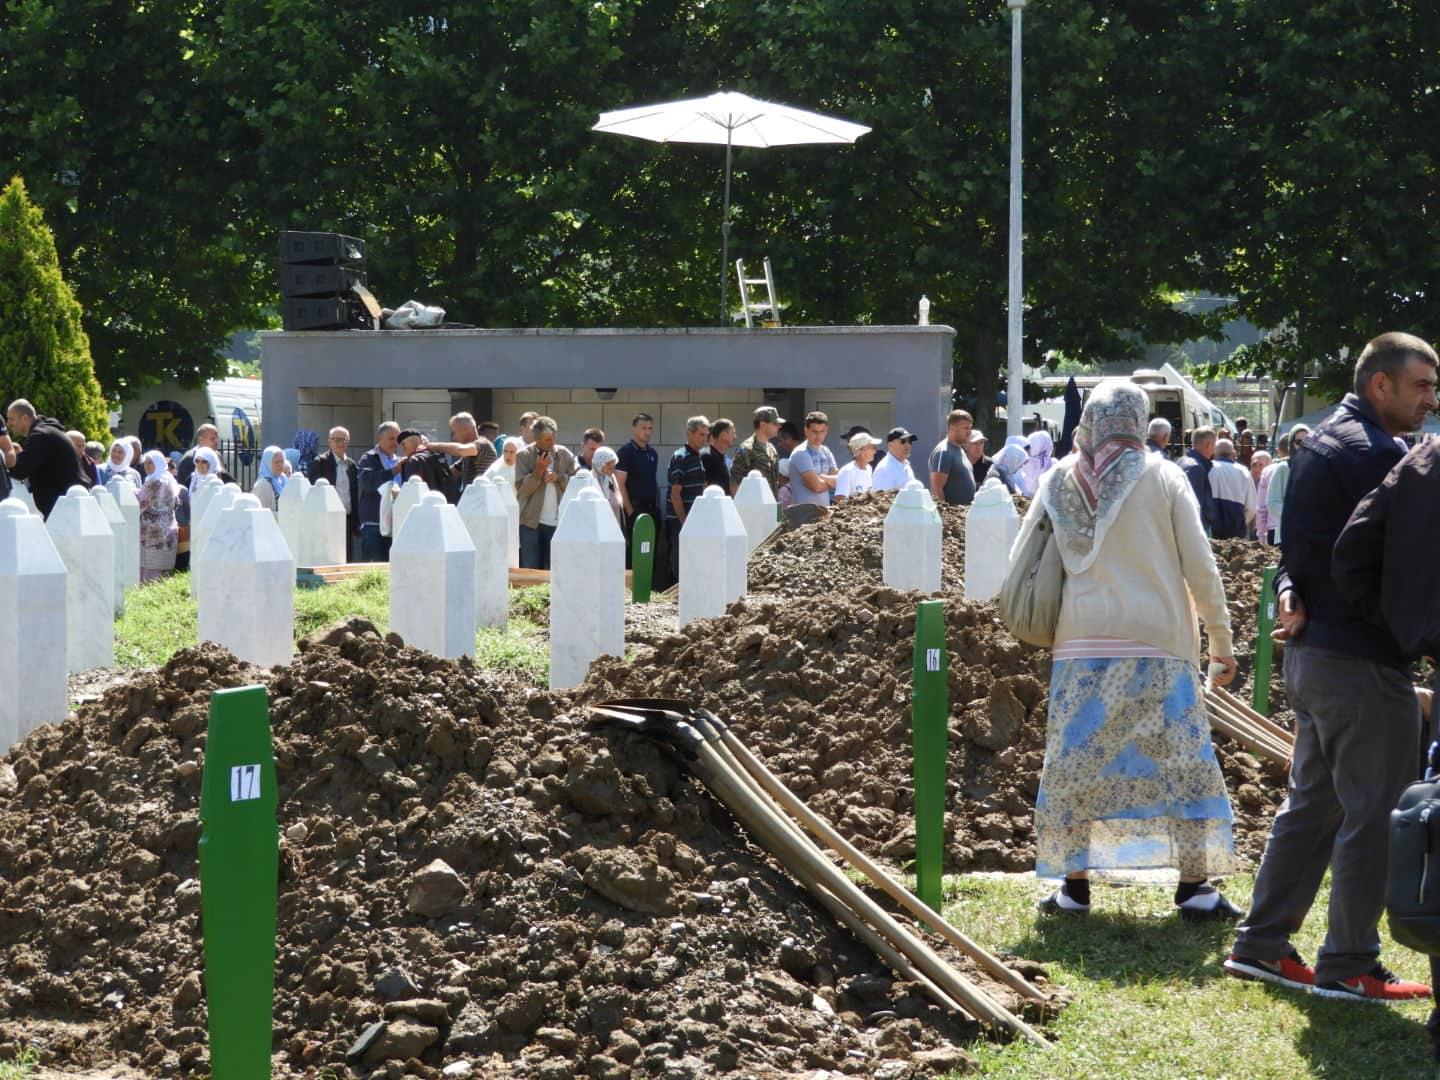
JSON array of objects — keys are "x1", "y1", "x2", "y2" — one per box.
[
  {"x1": 0, "y1": 175, "x2": 109, "y2": 438},
  {"x1": 0, "y1": 0, "x2": 1435, "y2": 409}
]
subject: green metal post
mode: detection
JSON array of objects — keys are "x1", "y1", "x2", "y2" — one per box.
[
  {"x1": 631, "y1": 513, "x2": 655, "y2": 604},
  {"x1": 911, "y1": 600, "x2": 948, "y2": 913},
  {"x1": 1252, "y1": 565, "x2": 1278, "y2": 716},
  {"x1": 200, "y1": 685, "x2": 278, "y2": 1080}
]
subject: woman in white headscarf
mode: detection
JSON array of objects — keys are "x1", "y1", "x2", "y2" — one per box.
[
  {"x1": 1017, "y1": 380, "x2": 1240, "y2": 921},
  {"x1": 484, "y1": 438, "x2": 520, "y2": 486},
  {"x1": 102, "y1": 439, "x2": 142, "y2": 489},
  {"x1": 992, "y1": 441, "x2": 1029, "y2": 495},
  {"x1": 190, "y1": 446, "x2": 224, "y2": 493},
  {"x1": 137, "y1": 450, "x2": 181, "y2": 581},
  {"x1": 590, "y1": 446, "x2": 624, "y2": 527},
  {"x1": 1016, "y1": 430, "x2": 1055, "y2": 497}
]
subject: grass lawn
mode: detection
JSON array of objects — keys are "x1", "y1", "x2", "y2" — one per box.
[
  {"x1": 0, "y1": 1046, "x2": 35, "y2": 1080},
  {"x1": 113, "y1": 573, "x2": 551, "y2": 680},
  {"x1": 950, "y1": 871, "x2": 1438, "y2": 1079}
]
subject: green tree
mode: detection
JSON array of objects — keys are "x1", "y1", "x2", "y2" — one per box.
[{"x1": 0, "y1": 175, "x2": 109, "y2": 438}]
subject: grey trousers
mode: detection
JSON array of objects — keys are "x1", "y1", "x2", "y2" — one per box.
[{"x1": 1234, "y1": 644, "x2": 1419, "y2": 983}]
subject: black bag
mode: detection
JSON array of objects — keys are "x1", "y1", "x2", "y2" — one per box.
[{"x1": 1388, "y1": 742, "x2": 1440, "y2": 955}]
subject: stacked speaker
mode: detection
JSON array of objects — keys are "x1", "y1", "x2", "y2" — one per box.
[{"x1": 279, "y1": 231, "x2": 371, "y2": 330}]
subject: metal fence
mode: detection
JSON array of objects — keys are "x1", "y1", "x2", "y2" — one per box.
[{"x1": 217, "y1": 439, "x2": 260, "y2": 492}]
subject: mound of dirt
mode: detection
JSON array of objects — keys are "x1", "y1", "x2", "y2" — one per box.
[
  {"x1": 0, "y1": 631, "x2": 1047, "y2": 1079},
  {"x1": 747, "y1": 492, "x2": 975, "y2": 599},
  {"x1": 581, "y1": 587, "x2": 1288, "y2": 877}
]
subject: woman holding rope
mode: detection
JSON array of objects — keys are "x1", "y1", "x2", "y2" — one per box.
[{"x1": 1021, "y1": 379, "x2": 1244, "y2": 920}]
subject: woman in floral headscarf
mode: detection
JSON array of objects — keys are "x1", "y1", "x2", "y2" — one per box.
[
  {"x1": 137, "y1": 450, "x2": 181, "y2": 580},
  {"x1": 1016, "y1": 380, "x2": 1242, "y2": 921}
]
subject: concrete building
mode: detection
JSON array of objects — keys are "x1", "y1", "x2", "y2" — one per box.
[{"x1": 260, "y1": 326, "x2": 954, "y2": 482}]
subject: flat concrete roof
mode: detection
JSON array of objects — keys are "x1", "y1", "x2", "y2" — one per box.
[{"x1": 261, "y1": 325, "x2": 955, "y2": 465}]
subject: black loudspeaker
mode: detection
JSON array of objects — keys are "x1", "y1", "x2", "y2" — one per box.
[
  {"x1": 281, "y1": 297, "x2": 371, "y2": 331},
  {"x1": 278, "y1": 231, "x2": 366, "y2": 266},
  {"x1": 280, "y1": 264, "x2": 368, "y2": 298}
]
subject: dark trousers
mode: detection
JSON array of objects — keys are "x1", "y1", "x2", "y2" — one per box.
[
  {"x1": 359, "y1": 525, "x2": 391, "y2": 563},
  {"x1": 1234, "y1": 644, "x2": 1420, "y2": 982},
  {"x1": 520, "y1": 523, "x2": 556, "y2": 570}
]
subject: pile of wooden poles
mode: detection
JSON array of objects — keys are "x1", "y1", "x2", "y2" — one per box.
[
  {"x1": 587, "y1": 699, "x2": 1051, "y2": 1048},
  {"x1": 1204, "y1": 684, "x2": 1294, "y2": 766}
]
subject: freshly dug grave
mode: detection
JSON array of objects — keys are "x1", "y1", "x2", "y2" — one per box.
[
  {"x1": 581, "y1": 587, "x2": 1289, "y2": 876},
  {"x1": 747, "y1": 491, "x2": 972, "y2": 599},
  {"x1": 0, "y1": 631, "x2": 1051, "y2": 1079},
  {"x1": 1211, "y1": 539, "x2": 1290, "y2": 723}
]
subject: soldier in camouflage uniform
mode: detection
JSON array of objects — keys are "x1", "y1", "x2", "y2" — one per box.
[{"x1": 728, "y1": 406, "x2": 783, "y2": 495}]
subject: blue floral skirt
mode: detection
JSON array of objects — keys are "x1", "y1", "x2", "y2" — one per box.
[{"x1": 1035, "y1": 657, "x2": 1236, "y2": 879}]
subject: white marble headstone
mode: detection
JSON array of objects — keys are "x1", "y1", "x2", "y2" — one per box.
[
  {"x1": 191, "y1": 474, "x2": 224, "y2": 535},
  {"x1": 197, "y1": 493, "x2": 296, "y2": 668},
  {"x1": 105, "y1": 477, "x2": 141, "y2": 589},
  {"x1": 549, "y1": 487, "x2": 625, "y2": 690},
  {"x1": 392, "y1": 476, "x2": 429, "y2": 541},
  {"x1": 390, "y1": 492, "x2": 475, "y2": 659},
  {"x1": 883, "y1": 481, "x2": 942, "y2": 594},
  {"x1": 964, "y1": 476, "x2": 1020, "y2": 601},
  {"x1": 557, "y1": 468, "x2": 599, "y2": 523},
  {"x1": 495, "y1": 474, "x2": 520, "y2": 569},
  {"x1": 0, "y1": 499, "x2": 68, "y2": 749},
  {"x1": 276, "y1": 473, "x2": 310, "y2": 560},
  {"x1": 734, "y1": 470, "x2": 780, "y2": 553},
  {"x1": 46, "y1": 485, "x2": 115, "y2": 672},
  {"x1": 298, "y1": 478, "x2": 348, "y2": 567},
  {"x1": 191, "y1": 484, "x2": 244, "y2": 599},
  {"x1": 91, "y1": 485, "x2": 128, "y2": 616},
  {"x1": 457, "y1": 477, "x2": 510, "y2": 630},
  {"x1": 10, "y1": 481, "x2": 37, "y2": 517},
  {"x1": 678, "y1": 486, "x2": 748, "y2": 627}
]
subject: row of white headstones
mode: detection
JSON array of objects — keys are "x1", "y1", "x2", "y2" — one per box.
[{"x1": 1, "y1": 469, "x2": 1016, "y2": 756}]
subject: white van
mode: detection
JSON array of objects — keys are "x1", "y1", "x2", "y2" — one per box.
[
  {"x1": 118, "y1": 377, "x2": 263, "y2": 455},
  {"x1": 1032, "y1": 364, "x2": 1234, "y2": 450}
]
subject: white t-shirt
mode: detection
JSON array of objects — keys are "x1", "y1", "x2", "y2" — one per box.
[
  {"x1": 539, "y1": 478, "x2": 560, "y2": 527},
  {"x1": 834, "y1": 461, "x2": 874, "y2": 499},
  {"x1": 872, "y1": 453, "x2": 915, "y2": 491}
]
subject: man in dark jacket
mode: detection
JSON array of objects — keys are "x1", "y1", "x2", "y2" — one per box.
[
  {"x1": 5, "y1": 399, "x2": 90, "y2": 517},
  {"x1": 1333, "y1": 432, "x2": 1440, "y2": 1040},
  {"x1": 308, "y1": 425, "x2": 360, "y2": 558},
  {"x1": 1177, "y1": 426, "x2": 1217, "y2": 535},
  {"x1": 356, "y1": 422, "x2": 403, "y2": 562},
  {"x1": 1227, "y1": 332, "x2": 1439, "y2": 1002}
]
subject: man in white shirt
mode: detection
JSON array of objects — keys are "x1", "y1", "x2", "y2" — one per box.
[
  {"x1": 872, "y1": 427, "x2": 918, "y2": 491},
  {"x1": 1209, "y1": 438, "x2": 1256, "y2": 541},
  {"x1": 834, "y1": 432, "x2": 881, "y2": 502}
]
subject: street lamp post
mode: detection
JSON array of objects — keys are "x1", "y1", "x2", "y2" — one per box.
[{"x1": 1005, "y1": 0, "x2": 1026, "y2": 440}]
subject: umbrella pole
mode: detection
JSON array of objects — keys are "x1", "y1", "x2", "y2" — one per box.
[{"x1": 720, "y1": 130, "x2": 733, "y2": 326}]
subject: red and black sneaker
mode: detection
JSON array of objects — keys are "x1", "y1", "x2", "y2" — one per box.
[
  {"x1": 1312, "y1": 964, "x2": 1431, "y2": 1003},
  {"x1": 1223, "y1": 949, "x2": 1316, "y2": 993}
]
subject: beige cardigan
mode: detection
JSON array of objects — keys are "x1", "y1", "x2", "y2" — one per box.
[{"x1": 1017, "y1": 454, "x2": 1234, "y2": 661}]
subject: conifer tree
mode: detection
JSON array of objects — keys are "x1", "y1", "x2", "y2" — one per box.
[{"x1": 0, "y1": 176, "x2": 109, "y2": 438}]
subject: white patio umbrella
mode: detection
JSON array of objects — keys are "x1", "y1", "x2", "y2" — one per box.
[{"x1": 593, "y1": 91, "x2": 871, "y2": 324}]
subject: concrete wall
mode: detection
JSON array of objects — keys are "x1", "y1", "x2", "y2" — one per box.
[{"x1": 261, "y1": 326, "x2": 954, "y2": 477}]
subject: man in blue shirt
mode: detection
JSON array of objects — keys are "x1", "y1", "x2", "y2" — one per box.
[
  {"x1": 789, "y1": 411, "x2": 838, "y2": 507},
  {"x1": 666, "y1": 416, "x2": 710, "y2": 580},
  {"x1": 615, "y1": 412, "x2": 663, "y2": 577}
]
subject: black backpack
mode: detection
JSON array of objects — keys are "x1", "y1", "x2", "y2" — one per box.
[{"x1": 1388, "y1": 742, "x2": 1440, "y2": 955}]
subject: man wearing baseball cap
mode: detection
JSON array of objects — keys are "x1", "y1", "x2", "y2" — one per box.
[
  {"x1": 835, "y1": 431, "x2": 882, "y2": 502},
  {"x1": 964, "y1": 429, "x2": 994, "y2": 486},
  {"x1": 873, "y1": 427, "x2": 918, "y2": 491},
  {"x1": 729, "y1": 405, "x2": 784, "y2": 496}
]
